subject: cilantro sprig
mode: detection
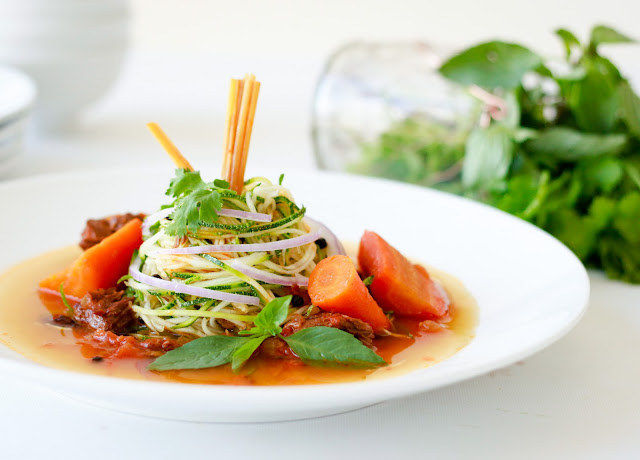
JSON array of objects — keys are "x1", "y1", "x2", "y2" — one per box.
[
  {"x1": 148, "y1": 295, "x2": 385, "y2": 372},
  {"x1": 163, "y1": 169, "x2": 228, "y2": 237}
]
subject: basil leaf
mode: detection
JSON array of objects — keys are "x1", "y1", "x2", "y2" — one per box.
[
  {"x1": 148, "y1": 335, "x2": 249, "y2": 371},
  {"x1": 439, "y1": 41, "x2": 542, "y2": 89},
  {"x1": 525, "y1": 127, "x2": 627, "y2": 161},
  {"x1": 555, "y1": 28, "x2": 582, "y2": 60},
  {"x1": 613, "y1": 192, "x2": 640, "y2": 245},
  {"x1": 254, "y1": 295, "x2": 291, "y2": 335},
  {"x1": 579, "y1": 157, "x2": 624, "y2": 195},
  {"x1": 231, "y1": 335, "x2": 269, "y2": 372},
  {"x1": 619, "y1": 80, "x2": 640, "y2": 138},
  {"x1": 568, "y1": 58, "x2": 620, "y2": 133},
  {"x1": 462, "y1": 125, "x2": 513, "y2": 189},
  {"x1": 283, "y1": 327, "x2": 386, "y2": 368},
  {"x1": 589, "y1": 25, "x2": 635, "y2": 50}
]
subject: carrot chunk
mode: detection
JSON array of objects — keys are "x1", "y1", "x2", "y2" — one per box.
[
  {"x1": 358, "y1": 231, "x2": 449, "y2": 319},
  {"x1": 40, "y1": 218, "x2": 143, "y2": 298},
  {"x1": 308, "y1": 255, "x2": 391, "y2": 333}
]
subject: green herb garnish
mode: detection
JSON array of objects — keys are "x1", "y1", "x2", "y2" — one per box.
[
  {"x1": 148, "y1": 295, "x2": 385, "y2": 372},
  {"x1": 164, "y1": 169, "x2": 224, "y2": 237},
  {"x1": 356, "y1": 24, "x2": 640, "y2": 283},
  {"x1": 59, "y1": 283, "x2": 74, "y2": 316}
]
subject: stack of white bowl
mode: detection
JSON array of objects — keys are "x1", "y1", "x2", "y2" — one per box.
[
  {"x1": 0, "y1": 66, "x2": 36, "y2": 174},
  {"x1": 0, "y1": 0, "x2": 130, "y2": 133}
]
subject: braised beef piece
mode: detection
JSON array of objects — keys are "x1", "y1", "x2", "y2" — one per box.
[
  {"x1": 258, "y1": 337, "x2": 297, "y2": 359},
  {"x1": 91, "y1": 330, "x2": 187, "y2": 359},
  {"x1": 259, "y1": 312, "x2": 375, "y2": 360},
  {"x1": 52, "y1": 314, "x2": 75, "y2": 326},
  {"x1": 216, "y1": 318, "x2": 238, "y2": 331},
  {"x1": 281, "y1": 312, "x2": 375, "y2": 348},
  {"x1": 79, "y1": 213, "x2": 145, "y2": 250},
  {"x1": 73, "y1": 288, "x2": 137, "y2": 334}
]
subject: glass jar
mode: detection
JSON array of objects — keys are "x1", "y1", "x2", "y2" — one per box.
[{"x1": 312, "y1": 42, "x2": 478, "y2": 191}]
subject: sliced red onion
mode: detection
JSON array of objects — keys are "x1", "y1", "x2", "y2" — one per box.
[
  {"x1": 128, "y1": 259, "x2": 260, "y2": 306},
  {"x1": 217, "y1": 208, "x2": 272, "y2": 222},
  {"x1": 38, "y1": 287, "x2": 82, "y2": 304},
  {"x1": 150, "y1": 230, "x2": 322, "y2": 255},
  {"x1": 142, "y1": 208, "x2": 172, "y2": 233},
  {"x1": 304, "y1": 217, "x2": 346, "y2": 256},
  {"x1": 228, "y1": 260, "x2": 309, "y2": 287},
  {"x1": 142, "y1": 207, "x2": 271, "y2": 233}
]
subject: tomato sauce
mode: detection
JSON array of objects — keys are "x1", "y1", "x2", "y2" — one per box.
[{"x1": 0, "y1": 246, "x2": 477, "y2": 385}]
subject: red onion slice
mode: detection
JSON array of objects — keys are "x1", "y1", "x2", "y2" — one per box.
[
  {"x1": 304, "y1": 217, "x2": 346, "y2": 256},
  {"x1": 38, "y1": 287, "x2": 82, "y2": 304},
  {"x1": 228, "y1": 260, "x2": 309, "y2": 287},
  {"x1": 142, "y1": 207, "x2": 272, "y2": 233},
  {"x1": 217, "y1": 209, "x2": 272, "y2": 222},
  {"x1": 151, "y1": 230, "x2": 322, "y2": 255},
  {"x1": 142, "y1": 208, "x2": 172, "y2": 233},
  {"x1": 128, "y1": 259, "x2": 260, "y2": 306}
]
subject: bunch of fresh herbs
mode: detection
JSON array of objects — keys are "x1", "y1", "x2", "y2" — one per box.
[{"x1": 357, "y1": 25, "x2": 640, "y2": 283}]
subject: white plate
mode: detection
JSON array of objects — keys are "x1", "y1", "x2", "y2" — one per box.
[{"x1": 0, "y1": 167, "x2": 589, "y2": 422}]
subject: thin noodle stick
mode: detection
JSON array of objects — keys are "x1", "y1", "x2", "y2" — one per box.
[
  {"x1": 146, "y1": 122, "x2": 194, "y2": 171},
  {"x1": 237, "y1": 80, "x2": 260, "y2": 187},
  {"x1": 222, "y1": 79, "x2": 244, "y2": 182},
  {"x1": 230, "y1": 75, "x2": 256, "y2": 192},
  {"x1": 221, "y1": 79, "x2": 240, "y2": 181}
]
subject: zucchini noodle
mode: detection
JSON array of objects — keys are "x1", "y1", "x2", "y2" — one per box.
[{"x1": 126, "y1": 177, "x2": 328, "y2": 337}]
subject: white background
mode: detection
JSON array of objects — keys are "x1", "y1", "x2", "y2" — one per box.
[{"x1": 2, "y1": 1, "x2": 640, "y2": 459}]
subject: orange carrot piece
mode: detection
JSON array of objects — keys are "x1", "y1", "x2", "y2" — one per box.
[
  {"x1": 40, "y1": 219, "x2": 143, "y2": 298},
  {"x1": 308, "y1": 255, "x2": 391, "y2": 333},
  {"x1": 358, "y1": 231, "x2": 450, "y2": 319}
]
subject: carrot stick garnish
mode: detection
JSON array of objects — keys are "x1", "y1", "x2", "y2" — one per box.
[
  {"x1": 222, "y1": 74, "x2": 260, "y2": 193},
  {"x1": 146, "y1": 122, "x2": 194, "y2": 171}
]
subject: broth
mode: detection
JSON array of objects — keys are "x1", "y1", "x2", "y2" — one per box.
[{"x1": 0, "y1": 246, "x2": 477, "y2": 385}]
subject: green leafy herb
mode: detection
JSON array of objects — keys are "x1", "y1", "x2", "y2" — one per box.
[
  {"x1": 213, "y1": 179, "x2": 230, "y2": 189},
  {"x1": 524, "y1": 128, "x2": 627, "y2": 161},
  {"x1": 555, "y1": 28, "x2": 581, "y2": 60},
  {"x1": 251, "y1": 295, "x2": 290, "y2": 336},
  {"x1": 278, "y1": 173, "x2": 285, "y2": 185},
  {"x1": 164, "y1": 169, "x2": 223, "y2": 237},
  {"x1": 148, "y1": 335, "x2": 249, "y2": 371},
  {"x1": 231, "y1": 335, "x2": 269, "y2": 371},
  {"x1": 462, "y1": 125, "x2": 514, "y2": 189},
  {"x1": 362, "y1": 275, "x2": 374, "y2": 286},
  {"x1": 589, "y1": 25, "x2": 635, "y2": 50},
  {"x1": 283, "y1": 327, "x2": 386, "y2": 368},
  {"x1": 355, "y1": 24, "x2": 640, "y2": 283},
  {"x1": 59, "y1": 283, "x2": 74, "y2": 316},
  {"x1": 148, "y1": 295, "x2": 387, "y2": 371},
  {"x1": 439, "y1": 41, "x2": 542, "y2": 89}
]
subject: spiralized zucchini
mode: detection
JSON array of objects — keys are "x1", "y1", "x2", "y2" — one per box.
[{"x1": 127, "y1": 177, "x2": 327, "y2": 337}]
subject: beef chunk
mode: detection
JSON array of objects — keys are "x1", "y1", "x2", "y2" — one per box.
[
  {"x1": 80, "y1": 213, "x2": 145, "y2": 250},
  {"x1": 258, "y1": 337, "x2": 298, "y2": 359},
  {"x1": 74, "y1": 288, "x2": 137, "y2": 334},
  {"x1": 281, "y1": 312, "x2": 375, "y2": 348},
  {"x1": 91, "y1": 330, "x2": 188, "y2": 359}
]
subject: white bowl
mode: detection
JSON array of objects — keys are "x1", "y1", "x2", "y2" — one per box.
[
  {"x1": 0, "y1": 167, "x2": 590, "y2": 422},
  {"x1": 0, "y1": 0, "x2": 129, "y2": 132},
  {"x1": 0, "y1": 66, "x2": 35, "y2": 171},
  {"x1": 0, "y1": 65, "x2": 36, "y2": 124}
]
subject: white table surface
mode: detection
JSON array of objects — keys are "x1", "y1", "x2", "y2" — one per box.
[{"x1": 2, "y1": 50, "x2": 639, "y2": 459}]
